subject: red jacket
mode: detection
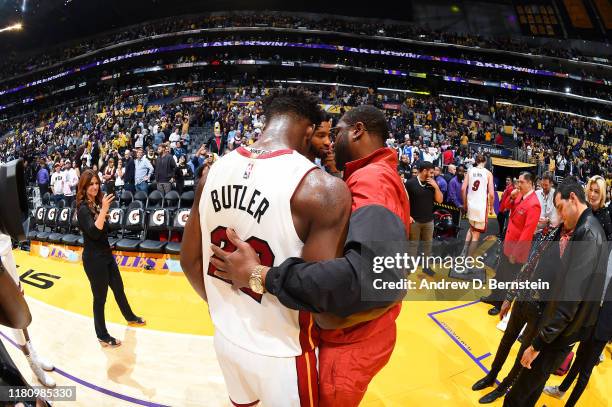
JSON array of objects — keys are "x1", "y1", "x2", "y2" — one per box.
[
  {"x1": 502, "y1": 190, "x2": 541, "y2": 263},
  {"x1": 322, "y1": 147, "x2": 410, "y2": 344},
  {"x1": 499, "y1": 184, "x2": 515, "y2": 213}
]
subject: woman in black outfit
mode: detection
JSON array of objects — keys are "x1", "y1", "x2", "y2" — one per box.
[
  {"x1": 174, "y1": 155, "x2": 193, "y2": 194},
  {"x1": 76, "y1": 170, "x2": 145, "y2": 347}
]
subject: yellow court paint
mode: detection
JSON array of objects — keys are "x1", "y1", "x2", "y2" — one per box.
[
  {"x1": 7, "y1": 249, "x2": 611, "y2": 406},
  {"x1": 13, "y1": 249, "x2": 214, "y2": 336}
]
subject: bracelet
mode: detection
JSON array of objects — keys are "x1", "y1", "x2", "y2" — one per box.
[{"x1": 253, "y1": 265, "x2": 267, "y2": 293}]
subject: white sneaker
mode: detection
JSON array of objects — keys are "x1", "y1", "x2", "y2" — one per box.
[
  {"x1": 27, "y1": 356, "x2": 56, "y2": 388},
  {"x1": 543, "y1": 385, "x2": 565, "y2": 399},
  {"x1": 26, "y1": 342, "x2": 54, "y2": 372}
]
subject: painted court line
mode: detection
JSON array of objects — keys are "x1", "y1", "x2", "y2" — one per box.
[
  {"x1": 428, "y1": 301, "x2": 501, "y2": 385},
  {"x1": 0, "y1": 330, "x2": 169, "y2": 407},
  {"x1": 427, "y1": 300, "x2": 480, "y2": 316},
  {"x1": 476, "y1": 353, "x2": 492, "y2": 361}
]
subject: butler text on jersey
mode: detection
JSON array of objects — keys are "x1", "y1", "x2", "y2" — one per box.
[{"x1": 210, "y1": 184, "x2": 270, "y2": 223}]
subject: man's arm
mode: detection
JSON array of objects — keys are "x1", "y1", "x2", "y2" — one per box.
[
  {"x1": 0, "y1": 265, "x2": 32, "y2": 329},
  {"x1": 461, "y1": 173, "x2": 469, "y2": 212},
  {"x1": 180, "y1": 166, "x2": 210, "y2": 302},
  {"x1": 211, "y1": 171, "x2": 410, "y2": 320},
  {"x1": 211, "y1": 169, "x2": 351, "y2": 286},
  {"x1": 431, "y1": 180, "x2": 443, "y2": 204}
]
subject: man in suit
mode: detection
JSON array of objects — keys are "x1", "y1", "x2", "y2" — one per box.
[
  {"x1": 123, "y1": 149, "x2": 136, "y2": 193},
  {"x1": 503, "y1": 179, "x2": 608, "y2": 407},
  {"x1": 207, "y1": 121, "x2": 227, "y2": 155},
  {"x1": 542, "y1": 261, "x2": 612, "y2": 406}
]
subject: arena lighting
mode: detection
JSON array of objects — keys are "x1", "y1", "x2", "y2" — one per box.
[
  {"x1": 537, "y1": 88, "x2": 611, "y2": 105},
  {"x1": 565, "y1": 87, "x2": 571, "y2": 93},
  {"x1": 378, "y1": 87, "x2": 430, "y2": 95},
  {"x1": 273, "y1": 80, "x2": 370, "y2": 89},
  {"x1": 0, "y1": 23, "x2": 23, "y2": 33},
  {"x1": 438, "y1": 93, "x2": 488, "y2": 103},
  {"x1": 148, "y1": 82, "x2": 177, "y2": 88},
  {"x1": 495, "y1": 101, "x2": 611, "y2": 123}
]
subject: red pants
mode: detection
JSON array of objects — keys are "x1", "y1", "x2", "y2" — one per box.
[{"x1": 319, "y1": 323, "x2": 397, "y2": 407}]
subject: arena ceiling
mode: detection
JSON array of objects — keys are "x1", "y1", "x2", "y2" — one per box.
[{"x1": 0, "y1": 0, "x2": 424, "y2": 55}]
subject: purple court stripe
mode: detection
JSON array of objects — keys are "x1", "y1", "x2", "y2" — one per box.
[
  {"x1": 428, "y1": 302, "x2": 501, "y2": 385},
  {"x1": 0, "y1": 331, "x2": 169, "y2": 407},
  {"x1": 427, "y1": 300, "x2": 481, "y2": 316},
  {"x1": 476, "y1": 352, "x2": 492, "y2": 361}
]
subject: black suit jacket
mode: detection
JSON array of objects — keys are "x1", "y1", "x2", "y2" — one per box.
[
  {"x1": 532, "y1": 209, "x2": 608, "y2": 351},
  {"x1": 207, "y1": 135, "x2": 227, "y2": 155},
  {"x1": 123, "y1": 158, "x2": 135, "y2": 184}
]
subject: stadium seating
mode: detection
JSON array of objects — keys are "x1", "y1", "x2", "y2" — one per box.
[
  {"x1": 115, "y1": 201, "x2": 146, "y2": 251},
  {"x1": 60, "y1": 210, "x2": 82, "y2": 246},
  {"x1": 179, "y1": 191, "x2": 194, "y2": 209},
  {"x1": 48, "y1": 207, "x2": 72, "y2": 244},
  {"x1": 164, "y1": 191, "x2": 180, "y2": 211},
  {"x1": 134, "y1": 191, "x2": 148, "y2": 208},
  {"x1": 35, "y1": 206, "x2": 59, "y2": 242},
  {"x1": 139, "y1": 208, "x2": 170, "y2": 252},
  {"x1": 119, "y1": 190, "x2": 134, "y2": 208},
  {"x1": 107, "y1": 207, "x2": 124, "y2": 248},
  {"x1": 165, "y1": 208, "x2": 190, "y2": 254},
  {"x1": 146, "y1": 190, "x2": 164, "y2": 211},
  {"x1": 28, "y1": 206, "x2": 47, "y2": 240}
]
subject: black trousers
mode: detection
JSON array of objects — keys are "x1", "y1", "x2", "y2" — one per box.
[
  {"x1": 503, "y1": 344, "x2": 572, "y2": 407},
  {"x1": 558, "y1": 336, "x2": 608, "y2": 407},
  {"x1": 491, "y1": 254, "x2": 523, "y2": 309},
  {"x1": 38, "y1": 183, "x2": 49, "y2": 196},
  {"x1": 82, "y1": 253, "x2": 137, "y2": 340},
  {"x1": 497, "y1": 211, "x2": 508, "y2": 240},
  {"x1": 489, "y1": 301, "x2": 540, "y2": 389}
]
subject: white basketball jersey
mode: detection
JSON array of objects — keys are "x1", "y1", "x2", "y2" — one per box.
[
  {"x1": 200, "y1": 147, "x2": 318, "y2": 357},
  {"x1": 466, "y1": 166, "x2": 489, "y2": 223}
]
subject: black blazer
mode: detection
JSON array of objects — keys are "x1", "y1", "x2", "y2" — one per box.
[
  {"x1": 123, "y1": 158, "x2": 135, "y2": 185},
  {"x1": 532, "y1": 209, "x2": 608, "y2": 350},
  {"x1": 207, "y1": 135, "x2": 227, "y2": 156}
]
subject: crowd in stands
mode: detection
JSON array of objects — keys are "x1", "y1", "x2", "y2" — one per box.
[
  {"x1": 1, "y1": 12, "x2": 608, "y2": 83},
  {"x1": 0, "y1": 79, "x2": 610, "y2": 211}
]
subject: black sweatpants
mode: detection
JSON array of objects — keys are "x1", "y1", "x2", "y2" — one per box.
[
  {"x1": 559, "y1": 336, "x2": 608, "y2": 407},
  {"x1": 82, "y1": 252, "x2": 137, "y2": 340}
]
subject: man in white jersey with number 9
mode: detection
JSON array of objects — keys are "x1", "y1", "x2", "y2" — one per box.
[
  {"x1": 458, "y1": 153, "x2": 494, "y2": 273},
  {"x1": 180, "y1": 89, "x2": 351, "y2": 407}
]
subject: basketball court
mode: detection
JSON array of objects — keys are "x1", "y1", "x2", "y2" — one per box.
[{"x1": 1, "y1": 246, "x2": 610, "y2": 406}]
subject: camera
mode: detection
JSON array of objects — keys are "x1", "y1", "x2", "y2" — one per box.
[{"x1": 0, "y1": 159, "x2": 28, "y2": 241}]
